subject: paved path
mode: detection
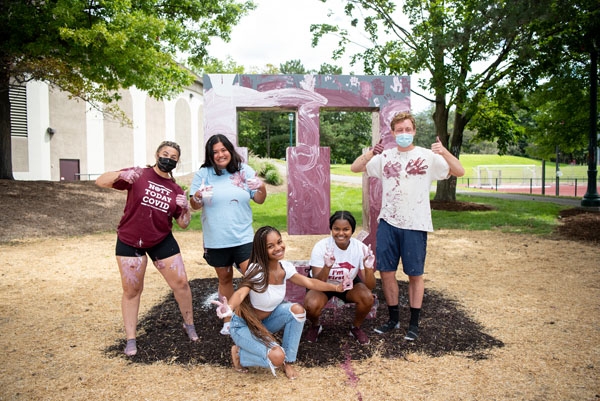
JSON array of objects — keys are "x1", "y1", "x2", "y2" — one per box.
[{"x1": 456, "y1": 191, "x2": 584, "y2": 207}]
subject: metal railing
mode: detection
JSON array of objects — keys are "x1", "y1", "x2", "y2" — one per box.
[{"x1": 461, "y1": 176, "x2": 589, "y2": 197}]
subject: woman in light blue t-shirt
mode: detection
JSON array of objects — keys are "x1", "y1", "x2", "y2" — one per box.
[{"x1": 189, "y1": 134, "x2": 267, "y2": 336}]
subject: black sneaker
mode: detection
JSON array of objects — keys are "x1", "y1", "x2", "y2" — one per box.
[
  {"x1": 404, "y1": 325, "x2": 419, "y2": 341},
  {"x1": 374, "y1": 320, "x2": 399, "y2": 334}
]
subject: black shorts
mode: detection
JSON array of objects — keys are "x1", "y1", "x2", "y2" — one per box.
[
  {"x1": 203, "y1": 243, "x2": 253, "y2": 268},
  {"x1": 115, "y1": 232, "x2": 180, "y2": 261},
  {"x1": 309, "y1": 275, "x2": 363, "y2": 303}
]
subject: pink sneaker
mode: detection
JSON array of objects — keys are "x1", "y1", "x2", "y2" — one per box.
[
  {"x1": 350, "y1": 326, "x2": 370, "y2": 345},
  {"x1": 305, "y1": 325, "x2": 322, "y2": 343}
]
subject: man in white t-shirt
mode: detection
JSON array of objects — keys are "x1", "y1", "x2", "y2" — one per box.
[{"x1": 351, "y1": 112, "x2": 465, "y2": 341}]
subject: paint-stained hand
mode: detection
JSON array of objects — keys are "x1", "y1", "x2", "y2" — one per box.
[
  {"x1": 372, "y1": 139, "x2": 384, "y2": 155},
  {"x1": 192, "y1": 185, "x2": 213, "y2": 204},
  {"x1": 176, "y1": 191, "x2": 189, "y2": 210},
  {"x1": 246, "y1": 177, "x2": 263, "y2": 190},
  {"x1": 210, "y1": 295, "x2": 233, "y2": 319},
  {"x1": 119, "y1": 167, "x2": 143, "y2": 184},
  {"x1": 324, "y1": 244, "x2": 335, "y2": 268},
  {"x1": 431, "y1": 136, "x2": 446, "y2": 155},
  {"x1": 363, "y1": 244, "x2": 375, "y2": 269}
]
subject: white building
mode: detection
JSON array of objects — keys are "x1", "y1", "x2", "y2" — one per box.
[{"x1": 9, "y1": 77, "x2": 204, "y2": 181}]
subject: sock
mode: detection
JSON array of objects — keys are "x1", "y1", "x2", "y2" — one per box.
[
  {"x1": 388, "y1": 305, "x2": 399, "y2": 323},
  {"x1": 409, "y1": 307, "x2": 421, "y2": 328}
]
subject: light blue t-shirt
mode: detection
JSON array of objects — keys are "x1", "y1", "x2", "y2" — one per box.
[{"x1": 190, "y1": 164, "x2": 257, "y2": 248}]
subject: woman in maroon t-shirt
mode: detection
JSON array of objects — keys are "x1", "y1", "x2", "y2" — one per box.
[{"x1": 96, "y1": 141, "x2": 196, "y2": 357}]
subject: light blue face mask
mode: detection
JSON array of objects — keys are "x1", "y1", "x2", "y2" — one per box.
[{"x1": 395, "y1": 133, "x2": 414, "y2": 148}]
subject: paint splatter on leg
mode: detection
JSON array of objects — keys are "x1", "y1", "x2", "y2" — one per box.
[{"x1": 119, "y1": 256, "x2": 143, "y2": 286}]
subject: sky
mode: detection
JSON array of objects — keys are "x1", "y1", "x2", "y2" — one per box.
[{"x1": 206, "y1": 0, "x2": 432, "y2": 112}]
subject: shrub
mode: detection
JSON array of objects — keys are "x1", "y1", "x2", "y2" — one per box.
[
  {"x1": 248, "y1": 156, "x2": 282, "y2": 186},
  {"x1": 248, "y1": 156, "x2": 266, "y2": 176},
  {"x1": 265, "y1": 169, "x2": 283, "y2": 185}
]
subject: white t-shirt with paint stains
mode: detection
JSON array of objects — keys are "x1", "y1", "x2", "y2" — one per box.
[
  {"x1": 309, "y1": 236, "x2": 366, "y2": 283},
  {"x1": 366, "y1": 146, "x2": 449, "y2": 232}
]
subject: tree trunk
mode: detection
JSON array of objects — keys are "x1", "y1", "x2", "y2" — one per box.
[
  {"x1": 433, "y1": 101, "x2": 469, "y2": 201},
  {"x1": 0, "y1": 68, "x2": 14, "y2": 180},
  {"x1": 432, "y1": 99, "x2": 455, "y2": 201},
  {"x1": 436, "y1": 177, "x2": 458, "y2": 201}
]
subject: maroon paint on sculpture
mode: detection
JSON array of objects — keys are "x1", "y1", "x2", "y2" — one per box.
[{"x1": 202, "y1": 74, "x2": 410, "y2": 241}]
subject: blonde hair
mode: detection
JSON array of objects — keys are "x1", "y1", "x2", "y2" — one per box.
[{"x1": 390, "y1": 112, "x2": 416, "y2": 131}]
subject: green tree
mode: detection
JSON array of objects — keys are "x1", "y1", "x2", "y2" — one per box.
[
  {"x1": 320, "y1": 111, "x2": 372, "y2": 164},
  {"x1": 280, "y1": 59, "x2": 310, "y2": 74},
  {"x1": 517, "y1": 74, "x2": 590, "y2": 163},
  {"x1": 197, "y1": 56, "x2": 246, "y2": 75},
  {"x1": 0, "y1": 0, "x2": 255, "y2": 179},
  {"x1": 318, "y1": 63, "x2": 343, "y2": 75},
  {"x1": 529, "y1": 0, "x2": 599, "y2": 205},
  {"x1": 311, "y1": 0, "x2": 553, "y2": 200},
  {"x1": 468, "y1": 87, "x2": 528, "y2": 156}
]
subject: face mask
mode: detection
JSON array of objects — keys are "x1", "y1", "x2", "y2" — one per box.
[
  {"x1": 395, "y1": 133, "x2": 414, "y2": 148},
  {"x1": 157, "y1": 157, "x2": 177, "y2": 173}
]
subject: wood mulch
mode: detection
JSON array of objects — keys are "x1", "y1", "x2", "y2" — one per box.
[{"x1": 1, "y1": 178, "x2": 599, "y2": 400}]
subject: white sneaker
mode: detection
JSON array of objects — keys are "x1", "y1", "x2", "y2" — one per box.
[{"x1": 220, "y1": 321, "x2": 231, "y2": 336}]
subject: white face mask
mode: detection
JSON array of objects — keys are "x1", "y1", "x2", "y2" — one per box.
[{"x1": 395, "y1": 133, "x2": 414, "y2": 148}]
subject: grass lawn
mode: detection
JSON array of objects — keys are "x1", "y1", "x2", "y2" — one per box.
[
  {"x1": 330, "y1": 155, "x2": 588, "y2": 179},
  {"x1": 181, "y1": 183, "x2": 568, "y2": 237}
]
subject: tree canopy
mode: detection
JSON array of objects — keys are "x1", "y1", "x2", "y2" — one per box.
[
  {"x1": 0, "y1": 0, "x2": 255, "y2": 179},
  {"x1": 311, "y1": 0, "x2": 594, "y2": 201}
]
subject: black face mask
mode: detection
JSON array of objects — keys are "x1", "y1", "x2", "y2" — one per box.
[{"x1": 157, "y1": 157, "x2": 177, "y2": 173}]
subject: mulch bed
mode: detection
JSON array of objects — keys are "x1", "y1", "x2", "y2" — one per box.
[
  {"x1": 556, "y1": 207, "x2": 600, "y2": 244},
  {"x1": 105, "y1": 278, "x2": 504, "y2": 367},
  {"x1": 430, "y1": 200, "x2": 495, "y2": 212}
]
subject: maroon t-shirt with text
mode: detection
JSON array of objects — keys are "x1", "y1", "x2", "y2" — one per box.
[{"x1": 113, "y1": 167, "x2": 184, "y2": 248}]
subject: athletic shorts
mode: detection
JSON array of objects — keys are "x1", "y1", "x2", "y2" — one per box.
[
  {"x1": 115, "y1": 232, "x2": 180, "y2": 261},
  {"x1": 375, "y1": 219, "x2": 427, "y2": 276},
  {"x1": 203, "y1": 242, "x2": 253, "y2": 269}
]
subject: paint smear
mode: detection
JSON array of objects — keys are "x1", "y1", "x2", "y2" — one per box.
[{"x1": 340, "y1": 343, "x2": 363, "y2": 401}]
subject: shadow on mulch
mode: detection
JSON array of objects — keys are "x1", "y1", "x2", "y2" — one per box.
[{"x1": 105, "y1": 278, "x2": 504, "y2": 366}]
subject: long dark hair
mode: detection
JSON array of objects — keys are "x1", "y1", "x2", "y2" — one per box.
[
  {"x1": 329, "y1": 210, "x2": 356, "y2": 233},
  {"x1": 201, "y1": 134, "x2": 244, "y2": 175},
  {"x1": 150, "y1": 141, "x2": 180, "y2": 182},
  {"x1": 236, "y1": 226, "x2": 281, "y2": 346}
]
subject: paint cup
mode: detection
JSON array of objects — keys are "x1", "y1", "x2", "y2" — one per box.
[{"x1": 201, "y1": 187, "x2": 213, "y2": 203}]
